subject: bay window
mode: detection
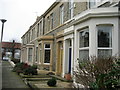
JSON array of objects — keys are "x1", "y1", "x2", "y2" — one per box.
[
  {"x1": 36, "y1": 47, "x2": 38, "y2": 62},
  {"x1": 79, "y1": 28, "x2": 89, "y2": 60},
  {"x1": 39, "y1": 44, "x2": 42, "y2": 64},
  {"x1": 97, "y1": 25, "x2": 112, "y2": 57},
  {"x1": 28, "y1": 48, "x2": 33, "y2": 62},
  {"x1": 44, "y1": 44, "x2": 51, "y2": 64}
]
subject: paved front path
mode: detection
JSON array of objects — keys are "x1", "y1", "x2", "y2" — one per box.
[{"x1": 2, "y1": 61, "x2": 30, "y2": 89}]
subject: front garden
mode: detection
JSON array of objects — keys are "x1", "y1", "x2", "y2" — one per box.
[
  {"x1": 74, "y1": 56, "x2": 120, "y2": 89},
  {"x1": 12, "y1": 62, "x2": 72, "y2": 89}
]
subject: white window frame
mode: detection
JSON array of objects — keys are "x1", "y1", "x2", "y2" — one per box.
[
  {"x1": 69, "y1": 0, "x2": 73, "y2": 19},
  {"x1": 39, "y1": 21, "x2": 42, "y2": 35},
  {"x1": 60, "y1": 4, "x2": 64, "y2": 25},
  {"x1": 88, "y1": 0, "x2": 110, "y2": 9},
  {"x1": 37, "y1": 23, "x2": 39, "y2": 37},
  {"x1": 47, "y1": 16, "x2": 50, "y2": 32},
  {"x1": 39, "y1": 44, "x2": 42, "y2": 64},
  {"x1": 88, "y1": 0, "x2": 97, "y2": 9},
  {"x1": 44, "y1": 43, "x2": 51, "y2": 64},
  {"x1": 97, "y1": 25, "x2": 113, "y2": 57},
  {"x1": 36, "y1": 47, "x2": 38, "y2": 62},
  {"x1": 28, "y1": 48, "x2": 33, "y2": 62},
  {"x1": 79, "y1": 28, "x2": 89, "y2": 60},
  {"x1": 50, "y1": 13, "x2": 54, "y2": 30}
]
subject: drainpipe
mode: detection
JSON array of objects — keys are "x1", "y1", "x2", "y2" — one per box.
[{"x1": 118, "y1": 1, "x2": 120, "y2": 57}]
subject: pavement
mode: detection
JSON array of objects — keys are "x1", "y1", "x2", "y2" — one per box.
[{"x1": 2, "y1": 61, "x2": 30, "y2": 89}]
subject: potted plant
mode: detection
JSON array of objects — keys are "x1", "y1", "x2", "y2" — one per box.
[{"x1": 64, "y1": 73, "x2": 71, "y2": 80}]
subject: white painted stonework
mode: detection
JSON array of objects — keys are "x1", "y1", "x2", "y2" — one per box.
[{"x1": 73, "y1": 7, "x2": 119, "y2": 87}]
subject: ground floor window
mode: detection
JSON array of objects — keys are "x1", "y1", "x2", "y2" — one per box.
[
  {"x1": 44, "y1": 44, "x2": 51, "y2": 63},
  {"x1": 79, "y1": 49, "x2": 89, "y2": 60},
  {"x1": 36, "y1": 47, "x2": 38, "y2": 62},
  {"x1": 98, "y1": 49, "x2": 112, "y2": 58},
  {"x1": 28, "y1": 48, "x2": 33, "y2": 62},
  {"x1": 39, "y1": 44, "x2": 42, "y2": 63},
  {"x1": 97, "y1": 25, "x2": 112, "y2": 58},
  {"x1": 79, "y1": 28, "x2": 89, "y2": 60}
]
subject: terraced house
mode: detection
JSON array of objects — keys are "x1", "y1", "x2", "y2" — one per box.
[{"x1": 21, "y1": 0, "x2": 120, "y2": 81}]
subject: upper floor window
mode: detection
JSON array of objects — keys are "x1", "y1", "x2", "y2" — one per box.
[
  {"x1": 37, "y1": 23, "x2": 39, "y2": 37},
  {"x1": 50, "y1": 13, "x2": 54, "y2": 30},
  {"x1": 22, "y1": 37, "x2": 25, "y2": 44},
  {"x1": 27, "y1": 34, "x2": 29, "y2": 44},
  {"x1": 97, "y1": 25, "x2": 112, "y2": 58},
  {"x1": 47, "y1": 16, "x2": 50, "y2": 31},
  {"x1": 44, "y1": 44, "x2": 51, "y2": 64},
  {"x1": 89, "y1": 0, "x2": 107, "y2": 8},
  {"x1": 89, "y1": 0, "x2": 97, "y2": 8},
  {"x1": 60, "y1": 5, "x2": 64, "y2": 24},
  {"x1": 32, "y1": 29, "x2": 33, "y2": 40},
  {"x1": 29, "y1": 31, "x2": 31, "y2": 42},
  {"x1": 69, "y1": 0, "x2": 73, "y2": 19},
  {"x1": 39, "y1": 21, "x2": 42, "y2": 35}
]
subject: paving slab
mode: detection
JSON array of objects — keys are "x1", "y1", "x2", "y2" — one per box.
[{"x1": 2, "y1": 61, "x2": 30, "y2": 89}]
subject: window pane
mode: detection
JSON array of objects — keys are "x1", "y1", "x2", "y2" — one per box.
[
  {"x1": 39, "y1": 44, "x2": 42, "y2": 63},
  {"x1": 79, "y1": 29, "x2": 89, "y2": 48},
  {"x1": 98, "y1": 49, "x2": 112, "y2": 58},
  {"x1": 79, "y1": 50, "x2": 89, "y2": 60},
  {"x1": 89, "y1": 0, "x2": 96, "y2": 8},
  {"x1": 98, "y1": 25, "x2": 112, "y2": 47},
  {"x1": 69, "y1": 0, "x2": 73, "y2": 19},
  {"x1": 45, "y1": 44, "x2": 50, "y2": 48},
  {"x1": 60, "y1": 5, "x2": 64, "y2": 24},
  {"x1": 36, "y1": 47, "x2": 38, "y2": 61},
  {"x1": 50, "y1": 13, "x2": 53, "y2": 29},
  {"x1": 44, "y1": 50, "x2": 50, "y2": 63},
  {"x1": 28, "y1": 48, "x2": 32, "y2": 62}
]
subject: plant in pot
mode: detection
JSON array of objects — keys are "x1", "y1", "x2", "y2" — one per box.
[{"x1": 64, "y1": 72, "x2": 71, "y2": 80}]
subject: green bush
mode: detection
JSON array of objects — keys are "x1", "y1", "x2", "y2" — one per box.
[
  {"x1": 47, "y1": 78, "x2": 57, "y2": 87},
  {"x1": 23, "y1": 66, "x2": 37, "y2": 75},
  {"x1": 13, "y1": 62, "x2": 24, "y2": 72},
  {"x1": 31, "y1": 65, "x2": 37, "y2": 69},
  {"x1": 12, "y1": 62, "x2": 37, "y2": 75}
]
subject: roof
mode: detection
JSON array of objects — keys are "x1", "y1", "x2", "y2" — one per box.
[{"x1": 1, "y1": 42, "x2": 21, "y2": 49}]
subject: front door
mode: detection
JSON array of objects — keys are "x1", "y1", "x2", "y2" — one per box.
[{"x1": 68, "y1": 47, "x2": 72, "y2": 73}]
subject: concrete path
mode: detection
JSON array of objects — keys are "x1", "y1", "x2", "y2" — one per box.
[{"x1": 2, "y1": 61, "x2": 30, "y2": 89}]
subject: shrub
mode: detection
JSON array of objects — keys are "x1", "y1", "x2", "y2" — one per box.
[
  {"x1": 13, "y1": 62, "x2": 38, "y2": 75},
  {"x1": 47, "y1": 78, "x2": 57, "y2": 87},
  {"x1": 23, "y1": 66, "x2": 38, "y2": 75},
  {"x1": 31, "y1": 65, "x2": 37, "y2": 69},
  {"x1": 74, "y1": 57, "x2": 120, "y2": 89},
  {"x1": 13, "y1": 62, "x2": 24, "y2": 72}
]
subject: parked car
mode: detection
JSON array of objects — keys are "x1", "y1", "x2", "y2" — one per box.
[{"x1": 3, "y1": 57, "x2": 9, "y2": 61}]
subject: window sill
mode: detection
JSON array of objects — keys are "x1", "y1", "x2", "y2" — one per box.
[{"x1": 43, "y1": 63, "x2": 50, "y2": 65}]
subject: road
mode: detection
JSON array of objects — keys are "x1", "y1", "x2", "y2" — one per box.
[{"x1": 2, "y1": 61, "x2": 30, "y2": 89}]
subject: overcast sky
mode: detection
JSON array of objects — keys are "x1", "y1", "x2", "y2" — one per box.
[{"x1": 0, "y1": 0, "x2": 56, "y2": 42}]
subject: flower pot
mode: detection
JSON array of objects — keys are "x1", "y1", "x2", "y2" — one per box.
[{"x1": 64, "y1": 73, "x2": 71, "y2": 80}]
